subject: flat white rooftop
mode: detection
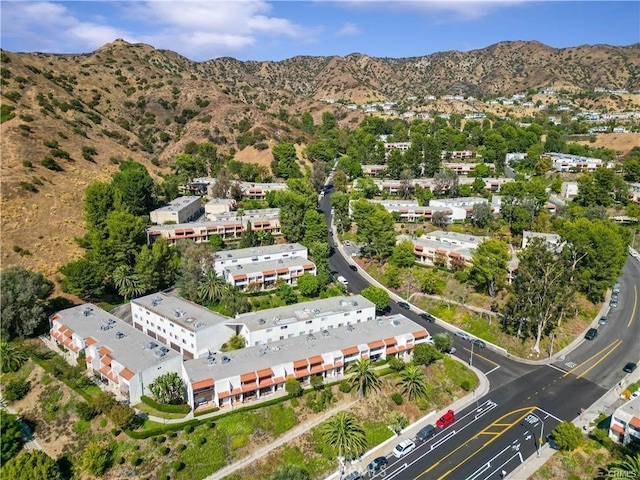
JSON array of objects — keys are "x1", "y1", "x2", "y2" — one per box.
[{"x1": 215, "y1": 243, "x2": 306, "y2": 263}]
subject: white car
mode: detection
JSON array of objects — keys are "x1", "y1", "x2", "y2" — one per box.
[
  {"x1": 454, "y1": 331, "x2": 470, "y2": 341},
  {"x1": 393, "y1": 439, "x2": 416, "y2": 458}
]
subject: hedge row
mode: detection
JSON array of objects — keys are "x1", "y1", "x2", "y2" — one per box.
[
  {"x1": 140, "y1": 395, "x2": 191, "y2": 414},
  {"x1": 124, "y1": 418, "x2": 204, "y2": 439}
]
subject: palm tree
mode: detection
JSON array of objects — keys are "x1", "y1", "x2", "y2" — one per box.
[
  {"x1": 197, "y1": 270, "x2": 227, "y2": 303},
  {"x1": 112, "y1": 265, "x2": 146, "y2": 300},
  {"x1": 321, "y1": 411, "x2": 368, "y2": 463},
  {"x1": 605, "y1": 453, "x2": 640, "y2": 480},
  {"x1": 149, "y1": 372, "x2": 185, "y2": 405},
  {"x1": 397, "y1": 363, "x2": 428, "y2": 401},
  {"x1": 348, "y1": 358, "x2": 381, "y2": 398},
  {"x1": 0, "y1": 342, "x2": 28, "y2": 373}
]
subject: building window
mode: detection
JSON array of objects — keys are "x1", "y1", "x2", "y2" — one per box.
[
  {"x1": 191, "y1": 343, "x2": 194, "y2": 348},
  {"x1": 343, "y1": 313, "x2": 349, "y2": 316},
  {"x1": 190, "y1": 333, "x2": 194, "y2": 338},
  {"x1": 357, "y1": 310, "x2": 362, "y2": 314},
  {"x1": 182, "y1": 339, "x2": 186, "y2": 344},
  {"x1": 300, "y1": 331, "x2": 305, "y2": 335},
  {"x1": 288, "y1": 334, "x2": 294, "y2": 338},
  {"x1": 146, "y1": 311, "x2": 150, "y2": 315},
  {"x1": 266, "y1": 328, "x2": 273, "y2": 333},
  {"x1": 280, "y1": 325, "x2": 288, "y2": 330},
  {"x1": 338, "y1": 323, "x2": 343, "y2": 328},
  {"x1": 170, "y1": 323, "x2": 175, "y2": 328}
]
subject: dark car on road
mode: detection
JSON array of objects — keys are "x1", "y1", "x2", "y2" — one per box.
[
  {"x1": 367, "y1": 456, "x2": 388, "y2": 475},
  {"x1": 419, "y1": 312, "x2": 436, "y2": 323},
  {"x1": 623, "y1": 362, "x2": 637, "y2": 373},
  {"x1": 398, "y1": 301, "x2": 410, "y2": 310},
  {"x1": 416, "y1": 424, "x2": 437, "y2": 442},
  {"x1": 349, "y1": 265, "x2": 358, "y2": 272},
  {"x1": 472, "y1": 339, "x2": 486, "y2": 348},
  {"x1": 585, "y1": 328, "x2": 598, "y2": 340}
]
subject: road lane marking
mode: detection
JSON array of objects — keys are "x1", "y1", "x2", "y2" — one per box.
[
  {"x1": 576, "y1": 339, "x2": 623, "y2": 379},
  {"x1": 562, "y1": 340, "x2": 621, "y2": 378},
  {"x1": 462, "y1": 348, "x2": 500, "y2": 368},
  {"x1": 627, "y1": 284, "x2": 637, "y2": 328},
  {"x1": 413, "y1": 407, "x2": 535, "y2": 480},
  {"x1": 547, "y1": 364, "x2": 567, "y2": 374}
]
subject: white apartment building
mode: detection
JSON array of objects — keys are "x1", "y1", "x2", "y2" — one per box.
[
  {"x1": 384, "y1": 142, "x2": 412, "y2": 153},
  {"x1": 150, "y1": 196, "x2": 203, "y2": 225},
  {"x1": 226, "y1": 295, "x2": 376, "y2": 347},
  {"x1": 521, "y1": 231, "x2": 564, "y2": 252},
  {"x1": 441, "y1": 150, "x2": 476, "y2": 160},
  {"x1": 367, "y1": 199, "x2": 453, "y2": 223},
  {"x1": 49, "y1": 304, "x2": 183, "y2": 405},
  {"x1": 184, "y1": 314, "x2": 429, "y2": 409},
  {"x1": 609, "y1": 396, "x2": 640, "y2": 446},
  {"x1": 396, "y1": 233, "x2": 479, "y2": 269},
  {"x1": 547, "y1": 152, "x2": 607, "y2": 172},
  {"x1": 429, "y1": 197, "x2": 493, "y2": 221},
  {"x1": 442, "y1": 162, "x2": 495, "y2": 176},
  {"x1": 186, "y1": 178, "x2": 287, "y2": 199},
  {"x1": 204, "y1": 198, "x2": 236, "y2": 217},
  {"x1": 561, "y1": 182, "x2": 579, "y2": 200},
  {"x1": 214, "y1": 243, "x2": 307, "y2": 276},
  {"x1": 629, "y1": 183, "x2": 640, "y2": 203},
  {"x1": 131, "y1": 293, "x2": 233, "y2": 359},
  {"x1": 369, "y1": 177, "x2": 513, "y2": 195},
  {"x1": 220, "y1": 256, "x2": 316, "y2": 291}
]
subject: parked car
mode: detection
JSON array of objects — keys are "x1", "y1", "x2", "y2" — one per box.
[
  {"x1": 598, "y1": 316, "x2": 608, "y2": 326},
  {"x1": 455, "y1": 331, "x2": 470, "y2": 341},
  {"x1": 344, "y1": 240, "x2": 352, "y2": 247},
  {"x1": 367, "y1": 456, "x2": 388, "y2": 475},
  {"x1": 546, "y1": 433, "x2": 559, "y2": 450},
  {"x1": 623, "y1": 362, "x2": 637, "y2": 373},
  {"x1": 419, "y1": 312, "x2": 436, "y2": 323},
  {"x1": 610, "y1": 298, "x2": 618, "y2": 308},
  {"x1": 416, "y1": 424, "x2": 437, "y2": 442},
  {"x1": 393, "y1": 439, "x2": 416, "y2": 458},
  {"x1": 585, "y1": 328, "x2": 598, "y2": 340},
  {"x1": 613, "y1": 283, "x2": 621, "y2": 294},
  {"x1": 436, "y1": 410, "x2": 455, "y2": 428},
  {"x1": 343, "y1": 472, "x2": 363, "y2": 480},
  {"x1": 349, "y1": 265, "x2": 358, "y2": 272},
  {"x1": 472, "y1": 339, "x2": 486, "y2": 348},
  {"x1": 398, "y1": 301, "x2": 410, "y2": 310}
]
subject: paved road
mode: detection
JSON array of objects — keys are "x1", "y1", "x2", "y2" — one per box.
[{"x1": 320, "y1": 187, "x2": 640, "y2": 480}]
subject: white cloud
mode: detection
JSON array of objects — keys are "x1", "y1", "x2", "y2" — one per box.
[
  {"x1": 0, "y1": 1, "x2": 321, "y2": 60},
  {"x1": 129, "y1": 1, "x2": 321, "y2": 59},
  {"x1": 1, "y1": 2, "x2": 132, "y2": 53},
  {"x1": 336, "y1": 22, "x2": 362, "y2": 37},
  {"x1": 331, "y1": 0, "x2": 527, "y2": 22}
]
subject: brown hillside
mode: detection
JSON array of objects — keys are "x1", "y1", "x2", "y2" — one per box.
[{"x1": 1, "y1": 40, "x2": 639, "y2": 280}]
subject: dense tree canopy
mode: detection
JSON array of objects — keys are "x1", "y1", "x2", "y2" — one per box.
[
  {"x1": 1, "y1": 450, "x2": 61, "y2": 480},
  {"x1": 1, "y1": 266, "x2": 53, "y2": 340},
  {"x1": 469, "y1": 239, "x2": 511, "y2": 297}
]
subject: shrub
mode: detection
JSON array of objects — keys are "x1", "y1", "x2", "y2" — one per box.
[
  {"x1": 117, "y1": 456, "x2": 125, "y2": 464},
  {"x1": 339, "y1": 380, "x2": 352, "y2": 393},
  {"x1": 199, "y1": 437, "x2": 207, "y2": 444},
  {"x1": 3, "y1": 379, "x2": 31, "y2": 402},
  {"x1": 184, "y1": 425, "x2": 194, "y2": 434},
  {"x1": 176, "y1": 443, "x2": 186, "y2": 452},
  {"x1": 460, "y1": 380, "x2": 472, "y2": 391},
  {"x1": 156, "y1": 436, "x2": 166, "y2": 443},
  {"x1": 159, "y1": 446, "x2": 170, "y2": 455},
  {"x1": 552, "y1": 421, "x2": 584, "y2": 451},
  {"x1": 76, "y1": 401, "x2": 97, "y2": 421},
  {"x1": 388, "y1": 357, "x2": 406, "y2": 372},
  {"x1": 130, "y1": 454, "x2": 142, "y2": 466},
  {"x1": 22, "y1": 160, "x2": 33, "y2": 168},
  {"x1": 391, "y1": 392, "x2": 404, "y2": 405},
  {"x1": 40, "y1": 157, "x2": 62, "y2": 171},
  {"x1": 139, "y1": 396, "x2": 191, "y2": 414},
  {"x1": 285, "y1": 378, "x2": 303, "y2": 397},
  {"x1": 172, "y1": 460, "x2": 185, "y2": 471},
  {"x1": 20, "y1": 181, "x2": 38, "y2": 192},
  {"x1": 310, "y1": 375, "x2": 324, "y2": 390}
]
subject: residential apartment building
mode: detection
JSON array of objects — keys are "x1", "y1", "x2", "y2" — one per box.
[
  {"x1": 441, "y1": 150, "x2": 476, "y2": 160},
  {"x1": 131, "y1": 293, "x2": 233, "y2": 358},
  {"x1": 442, "y1": 162, "x2": 495, "y2": 176},
  {"x1": 214, "y1": 243, "x2": 307, "y2": 276},
  {"x1": 367, "y1": 199, "x2": 453, "y2": 223},
  {"x1": 49, "y1": 304, "x2": 183, "y2": 405},
  {"x1": 384, "y1": 142, "x2": 412, "y2": 153},
  {"x1": 547, "y1": 152, "x2": 607, "y2": 172},
  {"x1": 429, "y1": 197, "x2": 494, "y2": 221},
  {"x1": 629, "y1": 183, "x2": 640, "y2": 203},
  {"x1": 561, "y1": 182, "x2": 579, "y2": 200},
  {"x1": 185, "y1": 178, "x2": 287, "y2": 199},
  {"x1": 368, "y1": 177, "x2": 513, "y2": 194},
  {"x1": 184, "y1": 314, "x2": 429, "y2": 409},
  {"x1": 521, "y1": 231, "x2": 563, "y2": 252},
  {"x1": 150, "y1": 196, "x2": 203, "y2": 225},
  {"x1": 396, "y1": 232, "x2": 481, "y2": 268},
  {"x1": 226, "y1": 295, "x2": 376, "y2": 347},
  {"x1": 609, "y1": 396, "x2": 640, "y2": 446},
  {"x1": 220, "y1": 256, "x2": 316, "y2": 291},
  {"x1": 204, "y1": 198, "x2": 236, "y2": 217}
]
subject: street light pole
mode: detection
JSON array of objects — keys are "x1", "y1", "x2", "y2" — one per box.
[
  {"x1": 529, "y1": 412, "x2": 544, "y2": 457},
  {"x1": 470, "y1": 339, "x2": 475, "y2": 367}
]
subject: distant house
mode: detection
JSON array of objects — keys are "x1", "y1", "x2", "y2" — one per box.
[
  {"x1": 609, "y1": 396, "x2": 640, "y2": 446},
  {"x1": 521, "y1": 231, "x2": 564, "y2": 252},
  {"x1": 561, "y1": 182, "x2": 579, "y2": 200}
]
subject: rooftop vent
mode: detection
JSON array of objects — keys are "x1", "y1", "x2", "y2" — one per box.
[
  {"x1": 347, "y1": 324, "x2": 354, "y2": 332},
  {"x1": 392, "y1": 319, "x2": 401, "y2": 326},
  {"x1": 146, "y1": 342, "x2": 159, "y2": 350},
  {"x1": 174, "y1": 309, "x2": 184, "y2": 319},
  {"x1": 313, "y1": 308, "x2": 321, "y2": 314},
  {"x1": 194, "y1": 322, "x2": 205, "y2": 328},
  {"x1": 154, "y1": 349, "x2": 166, "y2": 358},
  {"x1": 151, "y1": 296, "x2": 162, "y2": 306},
  {"x1": 115, "y1": 332, "x2": 126, "y2": 339},
  {"x1": 351, "y1": 301, "x2": 358, "y2": 306},
  {"x1": 82, "y1": 307, "x2": 93, "y2": 317},
  {"x1": 258, "y1": 319, "x2": 266, "y2": 325},
  {"x1": 321, "y1": 329, "x2": 330, "y2": 337},
  {"x1": 185, "y1": 318, "x2": 194, "y2": 323},
  {"x1": 278, "y1": 259, "x2": 284, "y2": 264},
  {"x1": 221, "y1": 355, "x2": 231, "y2": 364},
  {"x1": 100, "y1": 324, "x2": 112, "y2": 331}
]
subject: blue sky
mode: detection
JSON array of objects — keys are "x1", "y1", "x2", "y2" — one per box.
[{"x1": 1, "y1": 1, "x2": 639, "y2": 62}]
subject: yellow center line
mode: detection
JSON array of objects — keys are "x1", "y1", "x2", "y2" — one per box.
[
  {"x1": 462, "y1": 348, "x2": 500, "y2": 368},
  {"x1": 576, "y1": 339, "x2": 623, "y2": 379},
  {"x1": 627, "y1": 284, "x2": 637, "y2": 328},
  {"x1": 563, "y1": 339, "x2": 621, "y2": 377},
  {"x1": 413, "y1": 407, "x2": 535, "y2": 480}
]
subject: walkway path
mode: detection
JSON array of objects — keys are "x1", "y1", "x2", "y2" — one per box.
[{"x1": 205, "y1": 399, "x2": 359, "y2": 480}]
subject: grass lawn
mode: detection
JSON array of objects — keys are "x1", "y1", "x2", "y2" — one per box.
[{"x1": 134, "y1": 402, "x2": 190, "y2": 419}]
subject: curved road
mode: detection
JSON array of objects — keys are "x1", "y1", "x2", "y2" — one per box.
[{"x1": 320, "y1": 188, "x2": 640, "y2": 480}]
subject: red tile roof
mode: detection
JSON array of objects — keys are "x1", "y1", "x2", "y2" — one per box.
[{"x1": 192, "y1": 378, "x2": 215, "y2": 390}]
